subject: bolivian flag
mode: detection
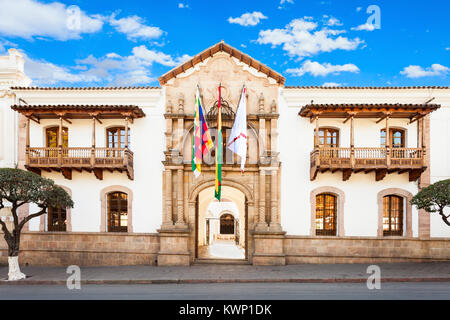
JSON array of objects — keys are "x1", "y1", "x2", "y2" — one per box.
[
  {"x1": 215, "y1": 85, "x2": 222, "y2": 201},
  {"x1": 192, "y1": 86, "x2": 213, "y2": 178}
]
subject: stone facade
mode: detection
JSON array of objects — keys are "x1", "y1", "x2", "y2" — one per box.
[
  {"x1": 0, "y1": 42, "x2": 449, "y2": 267},
  {"x1": 0, "y1": 232, "x2": 159, "y2": 266},
  {"x1": 284, "y1": 236, "x2": 450, "y2": 264}
]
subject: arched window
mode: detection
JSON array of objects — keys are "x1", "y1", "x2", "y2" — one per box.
[
  {"x1": 107, "y1": 191, "x2": 128, "y2": 232},
  {"x1": 316, "y1": 127, "x2": 339, "y2": 147},
  {"x1": 46, "y1": 126, "x2": 68, "y2": 148},
  {"x1": 381, "y1": 128, "x2": 405, "y2": 148},
  {"x1": 107, "y1": 127, "x2": 130, "y2": 148},
  {"x1": 48, "y1": 206, "x2": 66, "y2": 231},
  {"x1": 220, "y1": 214, "x2": 234, "y2": 234},
  {"x1": 383, "y1": 195, "x2": 403, "y2": 236},
  {"x1": 315, "y1": 193, "x2": 337, "y2": 236}
]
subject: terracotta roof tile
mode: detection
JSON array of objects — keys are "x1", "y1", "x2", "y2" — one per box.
[
  {"x1": 11, "y1": 104, "x2": 146, "y2": 118},
  {"x1": 158, "y1": 41, "x2": 285, "y2": 86},
  {"x1": 285, "y1": 86, "x2": 450, "y2": 89},
  {"x1": 11, "y1": 86, "x2": 160, "y2": 90},
  {"x1": 299, "y1": 103, "x2": 440, "y2": 118}
]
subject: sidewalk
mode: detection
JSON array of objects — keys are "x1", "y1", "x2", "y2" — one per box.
[{"x1": 1, "y1": 262, "x2": 450, "y2": 285}]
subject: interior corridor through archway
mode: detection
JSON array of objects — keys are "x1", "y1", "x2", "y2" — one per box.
[{"x1": 197, "y1": 186, "x2": 246, "y2": 260}]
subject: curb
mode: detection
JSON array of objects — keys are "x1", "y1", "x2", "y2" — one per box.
[{"x1": 1, "y1": 277, "x2": 450, "y2": 285}]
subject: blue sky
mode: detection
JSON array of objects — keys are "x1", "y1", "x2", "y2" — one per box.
[{"x1": 0, "y1": 0, "x2": 448, "y2": 87}]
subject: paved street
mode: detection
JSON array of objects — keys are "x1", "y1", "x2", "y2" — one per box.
[
  {"x1": 1, "y1": 262, "x2": 450, "y2": 284},
  {"x1": 0, "y1": 282, "x2": 449, "y2": 300}
]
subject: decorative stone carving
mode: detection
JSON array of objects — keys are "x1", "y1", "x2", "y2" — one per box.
[
  {"x1": 258, "y1": 93, "x2": 265, "y2": 113},
  {"x1": 167, "y1": 100, "x2": 173, "y2": 113},
  {"x1": 178, "y1": 93, "x2": 184, "y2": 113},
  {"x1": 271, "y1": 100, "x2": 277, "y2": 113}
]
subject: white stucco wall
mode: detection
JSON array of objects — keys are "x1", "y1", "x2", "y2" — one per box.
[
  {"x1": 22, "y1": 88, "x2": 165, "y2": 233},
  {"x1": 429, "y1": 90, "x2": 450, "y2": 237},
  {"x1": 0, "y1": 49, "x2": 31, "y2": 168},
  {"x1": 279, "y1": 87, "x2": 450, "y2": 238}
]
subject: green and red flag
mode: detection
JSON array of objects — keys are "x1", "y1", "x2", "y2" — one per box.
[
  {"x1": 214, "y1": 84, "x2": 223, "y2": 201},
  {"x1": 192, "y1": 86, "x2": 213, "y2": 178}
]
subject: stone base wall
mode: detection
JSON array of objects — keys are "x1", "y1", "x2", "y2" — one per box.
[
  {"x1": 0, "y1": 232, "x2": 160, "y2": 266},
  {"x1": 284, "y1": 236, "x2": 450, "y2": 264},
  {"x1": 1, "y1": 232, "x2": 450, "y2": 266}
]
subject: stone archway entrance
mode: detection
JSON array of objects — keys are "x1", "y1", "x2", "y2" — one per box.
[
  {"x1": 156, "y1": 43, "x2": 286, "y2": 266},
  {"x1": 195, "y1": 186, "x2": 247, "y2": 261}
]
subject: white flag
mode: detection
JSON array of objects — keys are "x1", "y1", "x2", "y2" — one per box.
[{"x1": 227, "y1": 86, "x2": 247, "y2": 172}]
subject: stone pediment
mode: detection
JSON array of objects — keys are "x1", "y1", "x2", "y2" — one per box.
[{"x1": 158, "y1": 41, "x2": 285, "y2": 86}]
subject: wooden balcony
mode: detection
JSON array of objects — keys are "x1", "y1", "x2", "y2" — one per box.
[
  {"x1": 310, "y1": 147, "x2": 426, "y2": 181},
  {"x1": 26, "y1": 147, "x2": 134, "y2": 180}
]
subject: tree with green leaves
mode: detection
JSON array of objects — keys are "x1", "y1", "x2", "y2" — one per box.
[
  {"x1": 411, "y1": 179, "x2": 450, "y2": 227},
  {"x1": 0, "y1": 168, "x2": 73, "y2": 280}
]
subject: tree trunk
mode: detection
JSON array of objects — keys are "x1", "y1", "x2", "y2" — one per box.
[
  {"x1": 8, "y1": 256, "x2": 26, "y2": 281},
  {"x1": 439, "y1": 208, "x2": 450, "y2": 226},
  {"x1": 7, "y1": 231, "x2": 26, "y2": 281}
]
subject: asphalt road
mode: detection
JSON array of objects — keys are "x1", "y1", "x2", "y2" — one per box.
[{"x1": 0, "y1": 282, "x2": 449, "y2": 300}]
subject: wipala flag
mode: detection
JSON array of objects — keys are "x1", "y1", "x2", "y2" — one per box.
[
  {"x1": 227, "y1": 86, "x2": 247, "y2": 172},
  {"x1": 192, "y1": 86, "x2": 214, "y2": 178},
  {"x1": 214, "y1": 84, "x2": 223, "y2": 201}
]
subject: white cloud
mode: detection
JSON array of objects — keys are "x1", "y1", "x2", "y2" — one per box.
[
  {"x1": 131, "y1": 45, "x2": 191, "y2": 67},
  {"x1": 400, "y1": 64, "x2": 449, "y2": 78},
  {"x1": 20, "y1": 45, "x2": 191, "y2": 86},
  {"x1": 109, "y1": 14, "x2": 163, "y2": 41},
  {"x1": 23, "y1": 54, "x2": 100, "y2": 85},
  {"x1": 356, "y1": 7, "x2": 362, "y2": 12},
  {"x1": 257, "y1": 18, "x2": 362, "y2": 58},
  {"x1": 323, "y1": 16, "x2": 343, "y2": 26},
  {"x1": 228, "y1": 12, "x2": 268, "y2": 27},
  {"x1": 286, "y1": 60, "x2": 359, "y2": 77},
  {"x1": 351, "y1": 23, "x2": 375, "y2": 31},
  {"x1": 0, "y1": 38, "x2": 17, "y2": 53},
  {"x1": 74, "y1": 46, "x2": 190, "y2": 85},
  {"x1": 322, "y1": 82, "x2": 341, "y2": 87},
  {"x1": 445, "y1": 47, "x2": 450, "y2": 51},
  {"x1": 178, "y1": 3, "x2": 189, "y2": 8},
  {"x1": 0, "y1": 0, "x2": 103, "y2": 41}
]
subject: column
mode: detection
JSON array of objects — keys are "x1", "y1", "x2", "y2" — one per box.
[
  {"x1": 177, "y1": 118, "x2": 184, "y2": 152},
  {"x1": 259, "y1": 117, "x2": 266, "y2": 158},
  {"x1": 58, "y1": 116, "x2": 63, "y2": 166},
  {"x1": 175, "y1": 168, "x2": 185, "y2": 226},
  {"x1": 314, "y1": 115, "x2": 319, "y2": 148},
  {"x1": 270, "y1": 169, "x2": 281, "y2": 231},
  {"x1": 270, "y1": 118, "x2": 277, "y2": 154},
  {"x1": 25, "y1": 118, "x2": 30, "y2": 164},
  {"x1": 90, "y1": 116, "x2": 95, "y2": 167},
  {"x1": 125, "y1": 117, "x2": 129, "y2": 149},
  {"x1": 256, "y1": 169, "x2": 267, "y2": 230},
  {"x1": 163, "y1": 169, "x2": 173, "y2": 227},
  {"x1": 385, "y1": 114, "x2": 391, "y2": 166},
  {"x1": 350, "y1": 115, "x2": 355, "y2": 168}
]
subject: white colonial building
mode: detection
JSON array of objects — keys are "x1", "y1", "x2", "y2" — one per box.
[{"x1": 0, "y1": 42, "x2": 449, "y2": 266}]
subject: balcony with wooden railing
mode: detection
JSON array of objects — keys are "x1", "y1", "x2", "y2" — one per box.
[
  {"x1": 26, "y1": 147, "x2": 134, "y2": 180},
  {"x1": 299, "y1": 102, "x2": 439, "y2": 182},
  {"x1": 12, "y1": 104, "x2": 145, "y2": 180},
  {"x1": 310, "y1": 146, "x2": 426, "y2": 181}
]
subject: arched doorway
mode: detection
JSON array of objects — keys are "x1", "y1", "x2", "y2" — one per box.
[
  {"x1": 220, "y1": 214, "x2": 234, "y2": 234},
  {"x1": 195, "y1": 186, "x2": 247, "y2": 260}
]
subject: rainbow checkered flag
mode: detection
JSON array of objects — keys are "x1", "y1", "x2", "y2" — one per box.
[{"x1": 192, "y1": 86, "x2": 213, "y2": 178}]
